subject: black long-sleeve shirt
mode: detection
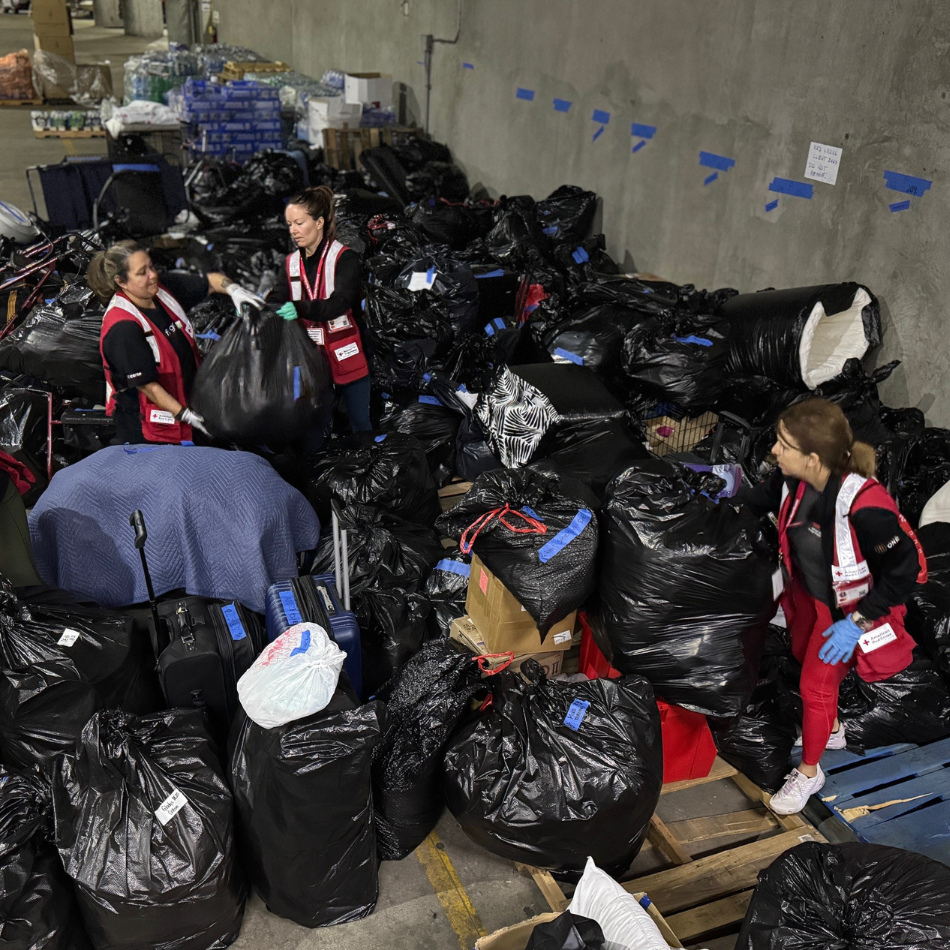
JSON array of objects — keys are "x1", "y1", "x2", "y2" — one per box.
[
  {"x1": 267, "y1": 238, "x2": 362, "y2": 323},
  {"x1": 737, "y1": 468, "x2": 921, "y2": 620}
]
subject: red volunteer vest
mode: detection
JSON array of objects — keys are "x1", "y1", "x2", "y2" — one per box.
[
  {"x1": 100, "y1": 287, "x2": 201, "y2": 444},
  {"x1": 285, "y1": 241, "x2": 369, "y2": 386},
  {"x1": 778, "y1": 474, "x2": 927, "y2": 681}
]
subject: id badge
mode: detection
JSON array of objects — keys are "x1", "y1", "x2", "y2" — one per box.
[{"x1": 327, "y1": 315, "x2": 352, "y2": 332}]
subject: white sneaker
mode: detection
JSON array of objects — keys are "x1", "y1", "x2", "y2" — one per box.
[
  {"x1": 769, "y1": 764, "x2": 825, "y2": 815},
  {"x1": 793, "y1": 722, "x2": 847, "y2": 750}
]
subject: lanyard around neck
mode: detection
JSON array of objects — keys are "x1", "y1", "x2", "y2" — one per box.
[{"x1": 299, "y1": 241, "x2": 329, "y2": 302}]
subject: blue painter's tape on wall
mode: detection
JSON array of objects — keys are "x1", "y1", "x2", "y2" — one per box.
[
  {"x1": 883, "y1": 170, "x2": 932, "y2": 196},
  {"x1": 768, "y1": 177, "x2": 814, "y2": 199},
  {"x1": 704, "y1": 172, "x2": 719, "y2": 185},
  {"x1": 889, "y1": 200, "x2": 911, "y2": 212},
  {"x1": 553, "y1": 98, "x2": 572, "y2": 112},
  {"x1": 462, "y1": 62, "x2": 474, "y2": 69},
  {"x1": 632, "y1": 140, "x2": 646, "y2": 153},
  {"x1": 631, "y1": 123, "x2": 657, "y2": 138},
  {"x1": 592, "y1": 108, "x2": 610, "y2": 124},
  {"x1": 592, "y1": 125, "x2": 605, "y2": 142},
  {"x1": 699, "y1": 151, "x2": 736, "y2": 171},
  {"x1": 516, "y1": 87, "x2": 535, "y2": 101},
  {"x1": 765, "y1": 199, "x2": 779, "y2": 212}
]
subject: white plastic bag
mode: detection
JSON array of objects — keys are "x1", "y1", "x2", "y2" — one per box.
[
  {"x1": 569, "y1": 857, "x2": 672, "y2": 950},
  {"x1": 237, "y1": 622, "x2": 345, "y2": 729}
]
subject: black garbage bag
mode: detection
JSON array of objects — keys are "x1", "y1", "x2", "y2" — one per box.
[
  {"x1": 622, "y1": 314, "x2": 731, "y2": 412},
  {"x1": 736, "y1": 841, "x2": 950, "y2": 950},
  {"x1": 570, "y1": 276, "x2": 677, "y2": 315},
  {"x1": 379, "y1": 395, "x2": 461, "y2": 487},
  {"x1": 0, "y1": 286, "x2": 105, "y2": 402},
  {"x1": 372, "y1": 641, "x2": 481, "y2": 860},
  {"x1": 425, "y1": 554, "x2": 471, "y2": 639},
  {"x1": 0, "y1": 385, "x2": 49, "y2": 506},
  {"x1": 190, "y1": 305, "x2": 332, "y2": 448},
  {"x1": 427, "y1": 375, "x2": 502, "y2": 481},
  {"x1": 201, "y1": 225, "x2": 290, "y2": 297},
  {"x1": 437, "y1": 468, "x2": 598, "y2": 634},
  {"x1": 408, "y1": 200, "x2": 480, "y2": 250},
  {"x1": 405, "y1": 163, "x2": 469, "y2": 203},
  {"x1": 593, "y1": 459, "x2": 776, "y2": 718},
  {"x1": 906, "y1": 522, "x2": 950, "y2": 682},
  {"x1": 715, "y1": 374, "x2": 802, "y2": 428},
  {"x1": 187, "y1": 295, "x2": 238, "y2": 355},
  {"x1": 392, "y1": 135, "x2": 453, "y2": 169},
  {"x1": 892, "y1": 427, "x2": 950, "y2": 528},
  {"x1": 812, "y1": 359, "x2": 898, "y2": 446},
  {"x1": 394, "y1": 252, "x2": 479, "y2": 334},
  {"x1": 312, "y1": 503, "x2": 442, "y2": 697},
  {"x1": 543, "y1": 303, "x2": 650, "y2": 379},
  {"x1": 444, "y1": 662, "x2": 663, "y2": 875},
  {"x1": 838, "y1": 649, "x2": 950, "y2": 750},
  {"x1": 512, "y1": 362, "x2": 628, "y2": 426},
  {"x1": 436, "y1": 332, "x2": 501, "y2": 392},
  {"x1": 186, "y1": 158, "x2": 245, "y2": 226},
  {"x1": 486, "y1": 196, "x2": 547, "y2": 266},
  {"x1": 307, "y1": 432, "x2": 441, "y2": 527},
  {"x1": 0, "y1": 766, "x2": 91, "y2": 950},
  {"x1": 52, "y1": 709, "x2": 246, "y2": 950},
  {"x1": 710, "y1": 626, "x2": 802, "y2": 792},
  {"x1": 535, "y1": 185, "x2": 597, "y2": 244},
  {"x1": 526, "y1": 912, "x2": 606, "y2": 950},
  {"x1": 551, "y1": 235, "x2": 619, "y2": 285},
  {"x1": 241, "y1": 149, "x2": 305, "y2": 198},
  {"x1": 720, "y1": 282, "x2": 882, "y2": 390},
  {"x1": 229, "y1": 693, "x2": 384, "y2": 927}
]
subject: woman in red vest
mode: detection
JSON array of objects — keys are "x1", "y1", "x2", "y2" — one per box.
[
  {"x1": 89, "y1": 241, "x2": 262, "y2": 444},
  {"x1": 739, "y1": 398, "x2": 925, "y2": 815},
  {"x1": 269, "y1": 185, "x2": 371, "y2": 438}
]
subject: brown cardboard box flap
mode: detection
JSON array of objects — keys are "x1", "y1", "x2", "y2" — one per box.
[{"x1": 449, "y1": 617, "x2": 565, "y2": 679}]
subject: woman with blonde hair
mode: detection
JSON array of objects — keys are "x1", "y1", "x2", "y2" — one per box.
[{"x1": 739, "y1": 398, "x2": 926, "y2": 814}]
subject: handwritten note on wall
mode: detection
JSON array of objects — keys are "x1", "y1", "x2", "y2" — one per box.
[{"x1": 805, "y1": 142, "x2": 843, "y2": 186}]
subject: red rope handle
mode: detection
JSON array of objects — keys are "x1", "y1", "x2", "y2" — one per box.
[
  {"x1": 475, "y1": 651, "x2": 516, "y2": 675},
  {"x1": 459, "y1": 504, "x2": 547, "y2": 555}
]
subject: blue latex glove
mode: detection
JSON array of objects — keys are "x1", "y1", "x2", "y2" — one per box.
[
  {"x1": 277, "y1": 302, "x2": 298, "y2": 321},
  {"x1": 818, "y1": 616, "x2": 863, "y2": 664}
]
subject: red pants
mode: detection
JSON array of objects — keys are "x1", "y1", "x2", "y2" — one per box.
[{"x1": 785, "y1": 582, "x2": 855, "y2": 766}]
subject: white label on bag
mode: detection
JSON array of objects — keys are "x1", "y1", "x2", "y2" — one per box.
[
  {"x1": 149, "y1": 409, "x2": 176, "y2": 426},
  {"x1": 407, "y1": 270, "x2": 435, "y2": 291},
  {"x1": 858, "y1": 623, "x2": 898, "y2": 654},
  {"x1": 772, "y1": 569, "x2": 784, "y2": 601},
  {"x1": 57, "y1": 628, "x2": 81, "y2": 647},
  {"x1": 155, "y1": 788, "x2": 188, "y2": 825},
  {"x1": 335, "y1": 342, "x2": 360, "y2": 361},
  {"x1": 291, "y1": 281, "x2": 302, "y2": 301},
  {"x1": 307, "y1": 326, "x2": 325, "y2": 345},
  {"x1": 327, "y1": 315, "x2": 352, "y2": 331},
  {"x1": 552, "y1": 630, "x2": 572, "y2": 645}
]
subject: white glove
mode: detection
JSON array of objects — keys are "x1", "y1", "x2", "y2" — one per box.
[
  {"x1": 178, "y1": 407, "x2": 209, "y2": 436},
  {"x1": 226, "y1": 283, "x2": 265, "y2": 314}
]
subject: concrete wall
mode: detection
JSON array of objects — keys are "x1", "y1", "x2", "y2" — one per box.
[{"x1": 219, "y1": 0, "x2": 950, "y2": 424}]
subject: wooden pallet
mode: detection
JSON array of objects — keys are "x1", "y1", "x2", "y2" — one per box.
[
  {"x1": 323, "y1": 124, "x2": 424, "y2": 171},
  {"x1": 816, "y1": 737, "x2": 950, "y2": 864},
  {"x1": 518, "y1": 759, "x2": 826, "y2": 948},
  {"x1": 0, "y1": 98, "x2": 43, "y2": 107},
  {"x1": 219, "y1": 61, "x2": 290, "y2": 80},
  {"x1": 33, "y1": 128, "x2": 105, "y2": 138}
]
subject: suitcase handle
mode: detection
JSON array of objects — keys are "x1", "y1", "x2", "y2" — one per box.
[
  {"x1": 330, "y1": 501, "x2": 351, "y2": 611},
  {"x1": 129, "y1": 510, "x2": 168, "y2": 661}
]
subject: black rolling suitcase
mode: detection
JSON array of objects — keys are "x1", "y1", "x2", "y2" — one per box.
[{"x1": 129, "y1": 510, "x2": 263, "y2": 740}]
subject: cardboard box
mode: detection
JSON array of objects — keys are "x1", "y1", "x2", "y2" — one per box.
[
  {"x1": 344, "y1": 71, "x2": 392, "y2": 109},
  {"x1": 646, "y1": 410, "x2": 717, "y2": 457},
  {"x1": 465, "y1": 555, "x2": 575, "y2": 655},
  {"x1": 30, "y1": 0, "x2": 71, "y2": 29},
  {"x1": 33, "y1": 32, "x2": 74, "y2": 64},
  {"x1": 450, "y1": 616, "x2": 565, "y2": 679},
  {"x1": 306, "y1": 96, "x2": 362, "y2": 141}
]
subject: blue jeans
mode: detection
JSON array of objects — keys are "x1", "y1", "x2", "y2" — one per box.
[{"x1": 341, "y1": 375, "x2": 372, "y2": 432}]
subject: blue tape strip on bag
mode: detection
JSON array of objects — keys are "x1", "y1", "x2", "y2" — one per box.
[
  {"x1": 293, "y1": 365, "x2": 301, "y2": 401},
  {"x1": 423, "y1": 372, "x2": 432, "y2": 382},
  {"x1": 195, "y1": 331, "x2": 221, "y2": 340},
  {"x1": 883, "y1": 170, "x2": 932, "y2": 196},
  {"x1": 521, "y1": 505, "x2": 543, "y2": 521},
  {"x1": 699, "y1": 151, "x2": 735, "y2": 171},
  {"x1": 484, "y1": 322, "x2": 496, "y2": 336},
  {"x1": 113, "y1": 163, "x2": 160, "y2": 173},
  {"x1": 374, "y1": 434, "x2": 387, "y2": 442},
  {"x1": 458, "y1": 383, "x2": 467, "y2": 393},
  {"x1": 632, "y1": 140, "x2": 646, "y2": 153},
  {"x1": 290, "y1": 628, "x2": 311, "y2": 656},
  {"x1": 543, "y1": 225, "x2": 559, "y2": 235},
  {"x1": 436, "y1": 558, "x2": 471, "y2": 577},
  {"x1": 765, "y1": 199, "x2": 779, "y2": 212},
  {"x1": 538, "y1": 509, "x2": 593, "y2": 563},
  {"x1": 890, "y1": 200, "x2": 911, "y2": 212},
  {"x1": 279, "y1": 590, "x2": 302, "y2": 625},
  {"x1": 673, "y1": 334, "x2": 713, "y2": 347},
  {"x1": 592, "y1": 109, "x2": 610, "y2": 124},
  {"x1": 463, "y1": 62, "x2": 474, "y2": 69},
  {"x1": 704, "y1": 172, "x2": 719, "y2": 185},
  {"x1": 768, "y1": 177, "x2": 814, "y2": 199},
  {"x1": 475, "y1": 269, "x2": 505, "y2": 279},
  {"x1": 592, "y1": 125, "x2": 605, "y2": 142},
  {"x1": 494, "y1": 317, "x2": 506, "y2": 329},
  {"x1": 179, "y1": 440, "x2": 194, "y2": 446},
  {"x1": 553, "y1": 98, "x2": 572, "y2": 112},
  {"x1": 572, "y1": 246, "x2": 590, "y2": 264},
  {"x1": 631, "y1": 123, "x2": 657, "y2": 138},
  {"x1": 564, "y1": 698, "x2": 590, "y2": 731},
  {"x1": 418, "y1": 395, "x2": 441, "y2": 405},
  {"x1": 221, "y1": 603, "x2": 246, "y2": 641},
  {"x1": 554, "y1": 347, "x2": 584, "y2": 365},
  {"x1": 516, "y1": 87, "x2": 535, "y2": 101}
]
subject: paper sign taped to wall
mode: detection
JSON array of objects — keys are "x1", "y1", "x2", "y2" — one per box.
[{"x1": 805, "y1": 141, "x2": 842, "y2": 185}]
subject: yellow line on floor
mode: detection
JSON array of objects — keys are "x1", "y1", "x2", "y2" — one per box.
[
  {"x1": 63, "y1": 139, "x2": 76, "y2": 155},
  {"x1": 416, "y1": 831, "x2": 487, "y2": 949}
]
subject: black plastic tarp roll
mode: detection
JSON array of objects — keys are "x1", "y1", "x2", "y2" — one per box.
[
  {"x1": 229, "y1": 693, "x2": 384, "y2": 927},
  {"x1": 719, "y1": 282, "x2": 881, "y2": 390},
  {"x1": 593, "y1": 459, "x2": 776, "y2": 718},
  {"x1": 906, "y1": 522, "x2": 950, "y2": 683},
  {"x1": 190, "y1": 305, "x2": 332, "y2": 448},
  {"x1": 0, "y1": 766, "x2": 92, "y2": 950},
  {"x1": 736, "y1": 842, "x2": 950, "y2": 950},
  {"x1": 372, "y1": 642, "x2": 481, "y2": 860},
  {"x1": 437, "y1": 468, "x2": 599, "y2": 634},
  {"x1": 52, "y1": 709, "x2": 246, "y2": 950},
  {"x1": 443, "y1": 663, "x2": 663, "y2": 876}
]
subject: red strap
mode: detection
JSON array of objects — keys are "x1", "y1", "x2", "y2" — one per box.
[
  {"x1": 459, "y1": 504, "x2": 548, "y2": 555},
  {"x1": 475, "y1": 652, "x2": 515, "y2": 675}
]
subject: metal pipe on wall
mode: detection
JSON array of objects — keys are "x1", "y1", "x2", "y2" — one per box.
[{"x1": 423, "y1": 0, "x2": 462, "y2": 134}]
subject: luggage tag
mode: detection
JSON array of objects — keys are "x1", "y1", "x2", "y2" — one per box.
[
  {"x1": 278, "y1": 591, "x2": 302, "y2": 625},
  {"x1": 58, "y1": 628, "x2": 81, "y2": 647},
  {"x1": 155, "y1": 787, "x2": 188, "y2": 825},
  {"x1": 564, "y1": 699, "x2": 590, "y2": 731},
  {"x1": 220, "y1": 603, "x2": 246, "y2": 641},
  {"x1": 858, "y1": 622, "x2": 898, "y2": 654},
  {"x1": 149, "y1": 409, "x2": 176, "y2": 425}
]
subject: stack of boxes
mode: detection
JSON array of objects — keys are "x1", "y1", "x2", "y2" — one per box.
[
  {"x1": 175, "y1": 79, "x2": 283, "y2": 160},
  {"x1": 450, "y1": 555, "x2": 577, "y2": 677},
  {"x1": 31, "y1": 0, "x2": 73, "y2": 65}
]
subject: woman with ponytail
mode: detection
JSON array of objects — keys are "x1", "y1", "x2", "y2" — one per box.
[
  {"x1": 739, "y1": 398, "x2": 927, "y2": 814},
  {"x1": 271, "y1": 185, "x2": 371, "y2": 440}
]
